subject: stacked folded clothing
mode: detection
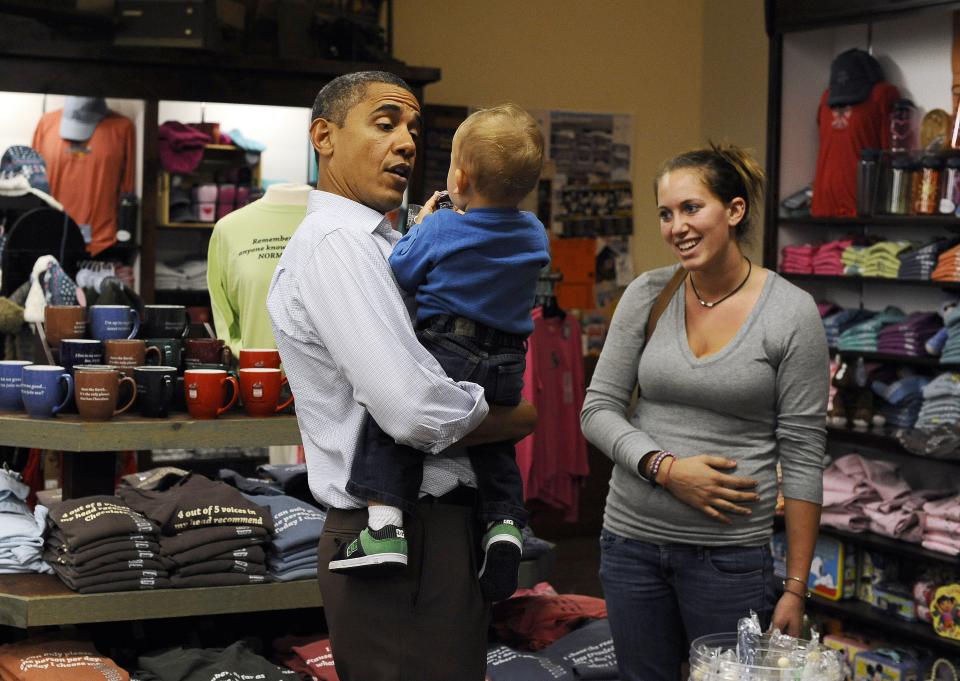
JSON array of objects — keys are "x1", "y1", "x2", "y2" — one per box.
[
  {"x1": 119, "y1": 474, "x2": 274, "y2": 588},
  {"x1": 927, "y1": 301, "x2": 959, "y2": 357},
  {"x1": 134, "y1": 640, "x2": 297, "y2": 681},
  {"x1": 922, "y1": 496, "x2": 960, "y2": 555},
  {"x1": 939, "y1": 305, "x2": 960, "y2": 364},
  {"x1": 243, "y1": 493, "x2": 325, "y2": 582},
  {"x1": 779, "y1": 244, "x2": 815, "y2": 274},
  {"x1": 837, "y1": 306, "x2": 905, "y2": 352},
  {"x1": 822, "y1": 308, "x2": 875, "y2": 347},
  {"x1": 860, "y1": 240, "x2": 912, "y2": 278},
  {"x1": 44, "y1": 496, "x2": 168, "y2": 593},
  {"x1": 486, "y1": 619, "x2": 617, "y2": 681},
  {"x1": 811, "y1": 240, "x2": 851, "y2": 275},
  {"x1": 933, "y1": 243, "x2": 960, "y2": 282},
  {"x1": 273, "y1": 636, "x2": 340, "y2": 681},
  {"x1": 915, "y1": 373, "x2": 960, "y2": 431},
  {"x1": 0, "y1": 636, "x2": 130, "y2": 680},
  {"x1": 154, "y1": 256, "x2": 207, "y2": 291},
  {"x1": 841, "y1": 244, "x2": 868, "y2": 275},
  {"x1": 875, "y1": 312, "x2": 942, "y2": 356},
  {"x1": 872, "y1": 374, "x2": 929, "y2": 429},
  {"x1": 0, "y1": 469, "x2": 51, "y2": 574},
  {"x1": 899, "y1": 237, "x2": 960, "y2": 280}
]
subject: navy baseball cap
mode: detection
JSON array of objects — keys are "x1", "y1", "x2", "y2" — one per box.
[{"x1": 828, "y1": 48, "x2": 884, "y2": 107}]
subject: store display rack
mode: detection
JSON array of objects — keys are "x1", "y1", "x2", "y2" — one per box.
[
  {"x1": 779, "y1": 215, "x2": 960, "y2": 229},
  {"x1": 782, "y1": 273, "x2": 960, "y2": 291},
  {"x1": 810, "y1": 596, "x2": 960, "y2": 651}
]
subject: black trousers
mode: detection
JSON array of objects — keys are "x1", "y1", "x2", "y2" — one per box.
[{"x1": 316, "y1": 495, "x2": 490, "y2": 681}]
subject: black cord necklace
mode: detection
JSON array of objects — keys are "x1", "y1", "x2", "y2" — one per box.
[{"x1": 689, "y1": 258, "x2": 752, "y2": 308}]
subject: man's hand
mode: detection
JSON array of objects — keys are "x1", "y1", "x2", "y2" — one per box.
[{"x1": 459, "y1": 399, "x2": 537, "y2": 447}]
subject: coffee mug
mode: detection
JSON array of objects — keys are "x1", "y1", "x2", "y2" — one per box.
[
  {"x1": 59, "y1": 339, "x2": 104, "y2": 374},
  {"x1": 104, "y1": 339, "x2": 161, "y2": 369},
  {"x1": 239, "y1": 348, "x2": 281, "y2": 370},
  {"x1": 44, "y1": 306, "x2": 87, "y2": 346},
  {"x1": 20, "y1": 365, "x2": 73, "y2": 418},
  {"x1": 239, "y1": 368, "x2": 294, "y2": 417},
  {"x1": 184, "y1": 338, "x2": 232, "y2": 369},
  {"x1": 89, "y1": 305, "x2": 140, "y2": 341},
  {"x1": 143, "y1": 305, "x2": 188, "y2": 338},
  {"x1": 134, "y1": 365, "x2": 179, "y2": 418},
  {"x1": 144, "y1": 338, "x2": 182, "y2": 369},
  {"x1": 80, "y1": 363, "x2": 135, "y2": 404},
  {"x1": 74, "y1": 368, "x2": 137, "y2": 421},
  {"x1": 0, "y1": 360, "x2": 32, "y2": 411},
  {"x1": 184, "y1": 369, "x2": 238, "y2": 419}
]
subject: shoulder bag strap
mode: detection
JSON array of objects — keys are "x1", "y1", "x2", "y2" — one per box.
[{"x1": 645, "y1": 266, "x2": 687, "y2": 342}]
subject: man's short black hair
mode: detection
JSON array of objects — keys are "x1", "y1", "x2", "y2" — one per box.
[{"x1": 311, "y1": 71, "x2": 415, "y2": 127}]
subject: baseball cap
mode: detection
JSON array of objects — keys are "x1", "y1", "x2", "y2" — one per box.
[
  {"x1": 60, "y1": 96, "x2": 109, "y2": 141},
  {"x1": 828, "y1": 49, "x2": 884, "y2": 107},
  {"x1": 0, "y1": 145, "x2": 50, "y2": 194}
]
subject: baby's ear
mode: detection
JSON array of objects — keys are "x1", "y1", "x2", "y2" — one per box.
[{"x1": 454, "y1": 167, "x2": 470, "y2": 194}]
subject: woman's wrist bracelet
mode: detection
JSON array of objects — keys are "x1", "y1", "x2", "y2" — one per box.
[
  {"x1": 648, "y1": 451, "x2": 675, "y2": 487},
  {"x1": 661, "y1": 456, "x2": 676, "y2": 488},
  {"x1": 781, "y1": 578, "x2": 811, "y2": 600}
]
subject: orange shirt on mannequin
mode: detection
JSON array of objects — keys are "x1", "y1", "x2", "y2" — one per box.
[{"x1": 32, "y1": 110, "x2": 135, "y2": 256}]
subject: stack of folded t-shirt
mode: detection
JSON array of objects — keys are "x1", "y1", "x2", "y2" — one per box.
[
  {"x1": 915, "y1": 373, "x2": 960, "y2": 432},
  {"x1": 0, "y1": 636, "x2": 130, "y2": 680},
  {"x1": 273, "y1": 635, "x2": 340, "y2": 681},
  {"x1": 134, "y1": 640, "x2": 297, "y2": 681},
  {"x1": 837, "y1": 306, "x2": 905, "y2": 352},
  {"x1": 485, "y1": 619, "x2": 618, "y2": 681},
  {"x1": 119, "y1": 474, "x2": 274, "y2": 588},
  {"x1": 875, "y1": 312, "x2": 942, "y2": 357},
  {"x1": 933, "y1": 243, "x2": 960, "y2": 282},
  {"x1": 779, "y1": 244, "x2": 815, "y2": 274},
  {"x1": 812, "y1": 239, "x2": 851, "y2": 275},
  {"x1": 242, "y1": 493, "x2": 325, "y2": 581},
  {"x1": 0, "y1": 469, "x2": 51, "y2": 574},
  {"x1": 872, "y1": 374, "x2": 929, "y2": 429},
  {"x1": 822, "y1": 308, "x2": 874, "y2": 348},
  {"x1": 899, "y1": 237, "x2": 960, "y2": 280},
  {"x1": 921, "y1": 496, "x2": 960, "y2": 555},
  {"x1": 841, "y1": 244, "x2": 868, "y2": 275},
  {"x1": 44, "y1": 496, "x2": 168, "y2": 593},
  {"x1": 939, "y1": 305, "x2": 960, "y2": 364},
  {"x1": 860, "y1": 240, "x2": 912, "y2": 278}
]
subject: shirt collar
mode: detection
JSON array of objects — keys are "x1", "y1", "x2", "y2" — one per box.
[{"x1": 308, "y1": 190, "x2": 395, "y2": 236}]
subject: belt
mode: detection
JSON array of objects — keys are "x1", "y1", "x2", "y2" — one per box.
[
  {"x1": 423, "y1": 485, "x2": 478, "y2": 507},
  {"x1": 419, "y1": 315, "x2": 526, "y2": 349}
]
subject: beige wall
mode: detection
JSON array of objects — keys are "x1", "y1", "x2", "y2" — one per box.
[{"x1": 393, "y1": 0, "x2": 769, "y2": 274}]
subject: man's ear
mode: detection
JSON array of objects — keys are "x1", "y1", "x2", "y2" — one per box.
[{"x1": 310, "y1": 118, "x2": 335, "y2": 158}]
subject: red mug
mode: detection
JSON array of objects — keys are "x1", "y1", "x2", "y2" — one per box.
[
  {"x1": 239, "y1": 348, "x2": 281, "y2": 370},
  {"x1": 183, "y1": 369, "x2": 238, "y2": 419},
  {"x1": 239, "y1": 368, "x2": 293, "y2": 416},
  {"x1": 184, "y1": 338, "x2": 232, "y2": 369}
]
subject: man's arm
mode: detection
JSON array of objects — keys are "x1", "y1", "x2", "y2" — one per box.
[
  {"x1": 298, "y1": 229, "x2": 489, "y2": 454},
  {"x1": 459, "y1": 400, "x2": 537, "y2": 447}
]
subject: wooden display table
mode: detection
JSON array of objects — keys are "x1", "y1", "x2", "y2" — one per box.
[
  {"x1": 0, "y1": 412, "x2": 302, "y2": 498},
  {"x1": 0, "y1": 574, "x2": 322, "y2": 628}
]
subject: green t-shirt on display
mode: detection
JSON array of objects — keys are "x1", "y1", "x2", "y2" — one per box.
[{"x1": 207, "y1": 198, "x2": 307, "y2": 354}]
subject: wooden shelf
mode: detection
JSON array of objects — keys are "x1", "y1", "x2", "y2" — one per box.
[
  {"x1": 0, "y1": 574, "x2": 322, "y2": 628},
  {"x1": 204, "y1": 144, "x2": 241, "y2": 151},
  {"x1": 829, "y1": 348, "x2": 946, "y2": 368},
  {"x1": 826, "y1": 425, "x2": 909, "y2": 452},
  {"x1": 808, "y1": 595, "x2": 960, "y2": 651},
  {"x1": 819, "y1": 527, "x2": 958, "y2": 566},
  {"x1": 0, "y1": 412, "x2": 301, "y2": 452},
  {"x1": 782, "y1": 273, "x2": 960, "y2": 291},
  {"x1": 779, "y1": 215, "x2": 960, "y2": 228}
]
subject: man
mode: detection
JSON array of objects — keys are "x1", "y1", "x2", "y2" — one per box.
[{"x1": 267, "y1": 71, "x2": 537, "y2": 680}]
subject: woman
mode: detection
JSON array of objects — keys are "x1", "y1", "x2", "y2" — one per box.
[{"x1": 580, "y1": 144, "x2": 828, "y2": 681}]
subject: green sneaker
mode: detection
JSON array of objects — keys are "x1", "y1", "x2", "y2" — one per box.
[
  {"x1": 478, "y1": 519, "x2": 523, "y2": 601},
  {"x1": 328, "y1": 525, "x2": 408, "y2": 574}
]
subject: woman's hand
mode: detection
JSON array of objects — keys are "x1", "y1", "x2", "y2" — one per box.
[
  {"x1": 660, "y1": 455, "x2": 759, "y2": 523},
  {"x1": 770, "y1": 591, "x2": 805, "y2": 637}
]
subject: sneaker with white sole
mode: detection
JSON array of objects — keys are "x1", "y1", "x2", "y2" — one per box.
[
  {"x1": 478, "y1": 519, "x2": 523, "y2": 601},
  {"x1": 328, "y1": 525, "x2": 408, "y2": 574}
]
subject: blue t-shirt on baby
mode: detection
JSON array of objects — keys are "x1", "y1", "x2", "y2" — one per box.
[{"x1": 389, "y1": 207, "x2": 550, "y2": 336}]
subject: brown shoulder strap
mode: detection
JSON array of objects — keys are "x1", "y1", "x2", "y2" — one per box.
[{"x1": 645, "y1": 267, "x2": 687, "y2": 341}]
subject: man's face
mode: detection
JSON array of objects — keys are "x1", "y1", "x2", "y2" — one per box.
[{"x1": 322, "y1": 83, "x2": 422, "y2": 213}]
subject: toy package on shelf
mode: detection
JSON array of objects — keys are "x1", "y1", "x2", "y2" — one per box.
[
  {"x1": 859, "y1": 550, "x2": 900, "y2": 607},
  {"x1": 824, "y1": 634, "x2": 873, "y2": 681},
  {"x1": 853, "y1": 648, "x2": 919, "y2": 681},
  {"x1": 811, "y1": 536, "x2": 859, "y2": 600},
  {"x1": 932, "y1": 584, "x2": 960, "y2": 641}
]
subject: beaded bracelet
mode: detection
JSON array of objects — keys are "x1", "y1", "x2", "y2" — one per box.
[
  {"x1": 649, "y1": 451, "x2": 675, "y2": 487},
  {"x1": 662, "y1": 456, "x2": 676, "y2": 488}
]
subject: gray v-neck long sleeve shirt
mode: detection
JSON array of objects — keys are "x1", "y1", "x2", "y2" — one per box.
[{"x1": 581, "y1": 266, "x2": 828, "y2": 546}]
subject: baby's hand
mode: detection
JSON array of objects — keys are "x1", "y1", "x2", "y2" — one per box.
[{"x1": 414, "y1": 191, "x2": 441, "y2": 224}]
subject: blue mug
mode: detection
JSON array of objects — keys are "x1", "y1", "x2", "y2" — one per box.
[
  {"x1": 59, "y1": 339, "x2": 104, "y2": 374},
  {"x1": 20, "y1": 365, "x2": 73, "y2": 418},
  {"x1": 0, "y1": 360, "x2": 32, "y2": 411},
  {"x1": 89, "y1": 305, "x2": 140, "y2": 341}
]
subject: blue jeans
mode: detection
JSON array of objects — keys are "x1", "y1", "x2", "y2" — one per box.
[
  {"x1": 599, "y1": 529, "x2": 775, "y2": 681},
  {"x1": 349, "y1": 326, "x2": 528, "y2": 525}
]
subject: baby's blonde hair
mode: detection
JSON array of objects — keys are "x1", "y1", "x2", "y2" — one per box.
[{"x1": 455, "y1": 103, "x2": 544, "y2": 205}]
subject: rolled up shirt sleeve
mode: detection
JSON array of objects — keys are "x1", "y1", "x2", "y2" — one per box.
[
  {"x1": 580, "y1": 271, "x2": 668, "y2": 475},
  {"x1": 299, "y1": 230, "x2": 488, "y2": 454},
  {"x1": 775, "y1": 297, "x2": 829, "y2": 504}
]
